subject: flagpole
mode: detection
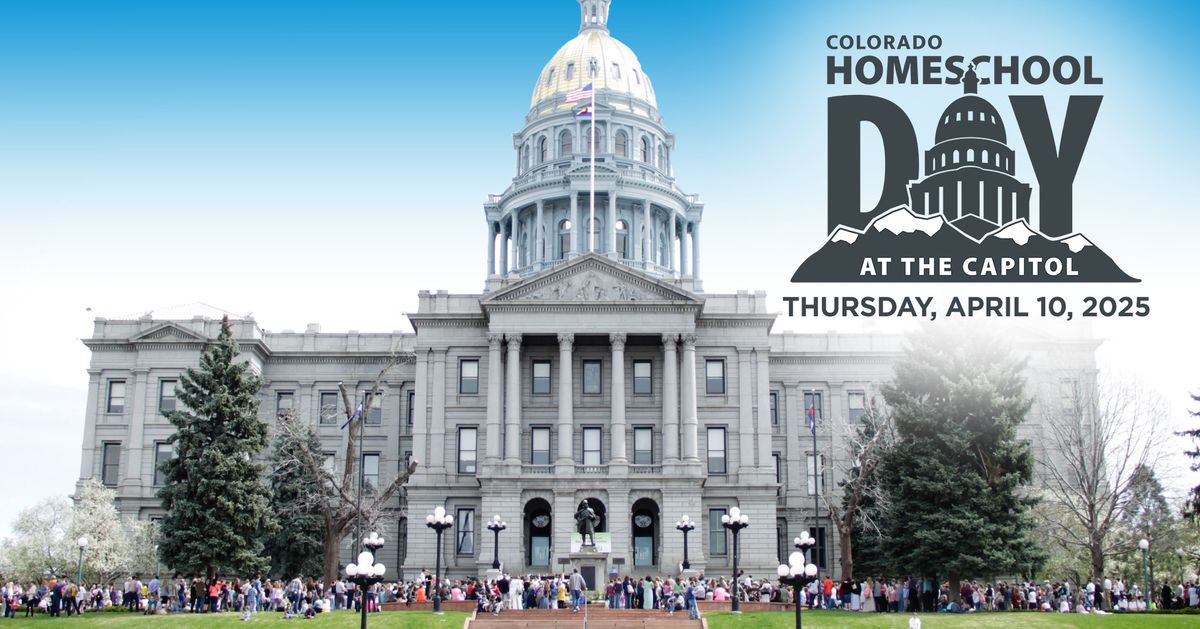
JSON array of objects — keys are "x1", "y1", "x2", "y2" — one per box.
[
  {"x1": 809, "y1": 389, "x2": 820, "y2": 586},
  {"x1": 589, "y1": 84, "x2": 595, "y2": 253}
]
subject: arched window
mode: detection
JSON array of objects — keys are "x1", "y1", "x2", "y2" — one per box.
[
  {"x1": 657, "y1": 145, "x2": 665, "y2": 168},
  {"x1": 658, "y1": 231, "x2": 669, "y2": 267},
  {"x1": 583, "y1": 123, "x2": 604, "y2": 154},
  {"x1": 559, "y1": 130, "x2": 573, "y2": 157},
  {"x1": 546, "y1": 68, "x2": 555, "y2": 86},
  {"x1": 953, "y1": 149, "x2": 961, "y2": 163},
  {"x1": 521, "y1": 144, "x2": 530, "y2": 173},
  {"x1": 615, "y1": 131, "x2": 628, "y2": 157},
  {"x1": 966, "y1": 148, "x2": 975, "y2": 162},
  {"x1": 615, "y1": 219, "x2": 628, "y2": 259},
  {"x1": 940, "y1": 153, "x2": 946, "y2": 167},
  {"x1": 524, "y1": 498, "x2": 553, "y2": 567},
  {"x1": 519, "y1": 231, "x2": 529, "y2": 268},
  {"x1": 538, "y1": 137, "x2": 547, "y2": 163},
  {"x1": 639, "y1": 136, "x2": 650, "y2": 162},
  {"x1": 981, "y1": 149, "x2": 989, "y2": 164},
  {"x1": 558, "y1": 219, "x2": 572, "y2": 260},
  {"x1": 631, "y1": 498, "x2": 660, "y2": 568}
]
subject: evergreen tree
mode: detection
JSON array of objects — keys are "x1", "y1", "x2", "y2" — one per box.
[
  {"x1": 157, "y1": 316, "x2": 275, "y2": 579},
  {"x1": 1181, "y1": 393, "x2": 1200, "y2": 520},
  {"x1": 879, "y1": 326, "x2": 1043, "y2": 599},
  {"x1": 264, "y1": 412, "x2": 327, "y2": 579}
]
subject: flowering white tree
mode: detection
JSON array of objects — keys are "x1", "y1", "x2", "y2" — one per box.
[
  {"x1": 5, "y1": 496, "x2": 74, "y2": 581},
  {"x1": 69, "y1": 479, "x2": 132, "y2": 583}
]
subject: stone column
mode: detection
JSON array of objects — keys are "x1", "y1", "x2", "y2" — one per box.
[
  {"x1": 535, "y1": 200, "x2": 545, "y2": 267},
  {"x1": 486, "y1": 222, "x2": 496, "y2": 276},
  {"x1": 413, "y1": 349, "x2": 429, "y2": 469},
  {"x1": 737, "y1": 349, "x2": 755, "y2": 472},
  {"x1": 556, "y1": 333, "x2": 575, "y2": 465},
  {"x1": 122, "y1": 368, "x2": 149, "y2": 490},
  {"x1": 570, "y1": 194, "x2": 580, "y2": 257},
  {"x1": 79, "y1": 370, "x2": 101, "y2": 479},
  {"x1": 606, "y1": 196, "x2": 617, "y2": 258},
  {"x1": 680, "y1": 222, "x2": 691, "y2": 276},
  {"x1": 668, "y1": 212, "x2": 677, "y2": 273},
  {"x1": 642, "y1": 199, "x2": 652, "y2": 267},
  {"x1": 504, "y1": 334, "x2": 523, "y2": 463},
  {"x1": 500, "y1": 220, "x2": 509, "y2": 275},
  {"x1": 692, "y1": 223, "x2": 701, "y2": 283},
  {"x1": 680, "y1": 334, "x2": 699, "y2": 461},
  {"x1": 485, "y1": 334, "x2": 504, "y2": 463},
  {"x1": 662, "y1": 334, "x2": 680, "y2": 462},
  {"x1": 513, "y1": 212, "x2": 522, "y2": 270},
  {"x1": 431, "y1": 349, "x2": 447, "y2": 471},
  {"x1": 609, "y1": 333, "x2": 627, "y2": 462},
  {"x1": 755, "y1": 349, "x2": 772, "y2": 472}
]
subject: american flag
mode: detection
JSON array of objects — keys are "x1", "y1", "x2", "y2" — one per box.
[{"x1": 565, "y1": 82, "x2": 593, "y2": 103}]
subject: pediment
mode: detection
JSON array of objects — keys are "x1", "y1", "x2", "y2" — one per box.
[
  {"x1": 130, "y1": 322, "x2": 205, "y2": 342},
  {"x1": 483, "y1": 253, "x2": 700, "y2": 305},
  {"x1": 565, "y1": 162, "x2": 619, "y2": 177}
]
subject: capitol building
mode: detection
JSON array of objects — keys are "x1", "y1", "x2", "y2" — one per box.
[{"x1": 76, "y1": 0, "x2": 1097, "y2": 582}]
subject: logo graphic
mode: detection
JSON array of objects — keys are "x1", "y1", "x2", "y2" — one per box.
[{"x1": 792, "y1": 65, "x2": 1137, "y2": 283}]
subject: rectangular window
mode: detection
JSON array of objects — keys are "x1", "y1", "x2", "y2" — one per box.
[
  {"x1": 803, "y1": 391, "x2": 823, "y2": 421},
  {"x1": 610, "y1": 62, "x2": 621, "y2": 79},
  {"x1": 320, "y1": 391, "x2": 339, "y2": 425},
  {"x1": 708, "y1": 509, "x2": 727, "y2": 556},
  {"x1": 406, "y1": 391, "x2": 415, "y2": 428},
  {"x1": 848, "y1": 391, "x2": 866, "y2": 423},
  {"x1": 1060, "y1": 378, "x2": 1080, "y2": 415},
  {"x1": 633, "y1": 427, "x2": 653, "y2": 465},
  {"x1": 706, "y1": 427, "x2": 727, "y2": 474},
  {"x1": 806, "y1": 452, "x2": 826, "y2": 496},
  {"x1": 566, "y1": 62, "x2": 575, "y2": 80},
  {"x1": 363, "y1": 391, "x2": 382, "y2": 425},
  {"x1": 107, "y1": 380, "x2": 126, "y2": 413},
  {"x1": 276, "y1": 391, "x2": 294, "y2": 418},
  {"x1": 158, "y1": 380, "x2": 177, "y2": 413},
  {"x1": 769, "y1": 391, "x2": 778, "y2": 425},
  {"x1": 808, "y1": 526, "x2": 828, "y2": 570},
  {"x1": 531, "y1": 427, "x2": 551, "y2": 465},
  {"x1": 456, "y1": 509, "x2": 475, "y2": 556},
  {"x1": 705, "y1": 359, "x2": 725, "y2": 395},
  {"x1": 362, "y1": 453, "x2": 380, "y2": 491},
  {"x1": 532, "y1": 360, "x2": 552, "y2": 395},
  {"x1": 457, "y1": 427, "x2": 477, "y2": 474},
  {"x1": 153, "y1": 442, "x2": 173, "y2": 486},
  {"x1": 582, "y1": 360, "x2": 602, "y2": 394},
  {"x1": 773, "y1": 452, "x2": 782, "y2": 483},
  {"x1": 633, "y1": 360, "x2": 652, "y2": 395},
  {"x1": 583, "y1": 427, "x2": 602, "y2": 465},
  {"x1": 101, "y1": 442, "x2": 120, "y2": 486},
  {"x1": 459, "y1": 359, "x2": 479, "y2": 395}
]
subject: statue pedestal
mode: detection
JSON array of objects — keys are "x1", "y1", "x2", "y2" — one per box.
[{"x1": 568, "y1": 546, "x2": 610, "y2": 592}]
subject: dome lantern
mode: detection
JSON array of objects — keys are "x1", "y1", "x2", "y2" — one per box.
[{"x1": 579, "y1": 0, "x2": 611, "y2": 34}]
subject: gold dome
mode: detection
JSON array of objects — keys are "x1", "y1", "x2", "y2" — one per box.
[{"x1": 530, "y1": 22, "x2": 656, "y2": 111}]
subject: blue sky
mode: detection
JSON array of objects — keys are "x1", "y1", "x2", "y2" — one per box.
[{"x1": 1, "y1": 0, "x2": 1197, "y2": 534}]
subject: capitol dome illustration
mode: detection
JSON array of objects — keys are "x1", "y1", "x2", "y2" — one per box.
[{"x1": 908, "y1": 65, "x2": 1033, "y2": 239}]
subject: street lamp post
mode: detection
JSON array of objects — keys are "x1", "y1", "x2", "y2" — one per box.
[
  {"x1": 345, "y1": 532, "x2": 386, "y2": 629},
  {"x1": 1139, "y1": 538, "x2": 1150, "y2": 612},
  {"x1": 425, "y1": 506, "x2": 454, "y2": 614},
  {"x1": 778, "y1": 532, "x2": 818, "y2": 629},
  {"x1": 675, "y1": 515, "x2": 696, "y2": 571},
  {"x1": 721, "y1": 506, "x2": 749, "y2": 613},
  {"x1": 486, "y1": 515, "x2": 507, "y2": 570},
  {"x1": 76, "y1": 537, "x2": 88, "y2": 585}
]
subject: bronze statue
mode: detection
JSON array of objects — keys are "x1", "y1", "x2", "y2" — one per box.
[{"x1": 575, "y1": 499, "x2": 599, "y2": 546}]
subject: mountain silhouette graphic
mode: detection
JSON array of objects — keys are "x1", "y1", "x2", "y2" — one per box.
[{"x1": 790, "y1": 206, "x2": 1139, "y2": 283}]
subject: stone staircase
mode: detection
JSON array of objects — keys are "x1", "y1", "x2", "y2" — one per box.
[{"x1": 465, "y1": 607, "x2": 703, "y2": 629}]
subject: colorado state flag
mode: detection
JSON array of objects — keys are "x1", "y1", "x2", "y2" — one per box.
[{"x1": 575, "y1": 105, "x2": 592, "y2": 117}]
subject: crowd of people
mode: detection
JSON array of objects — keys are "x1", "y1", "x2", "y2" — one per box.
[{"x1": 3, "y1": 570, "x2": 1198, "y2": 619}]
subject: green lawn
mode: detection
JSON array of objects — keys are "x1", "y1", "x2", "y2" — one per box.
[
  {"x1": 0, "y1": 611, "x2": 469, "y2": 629},
  {"x1": 704, "y1": 610, "x2": 1198, "y2": 628}
]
